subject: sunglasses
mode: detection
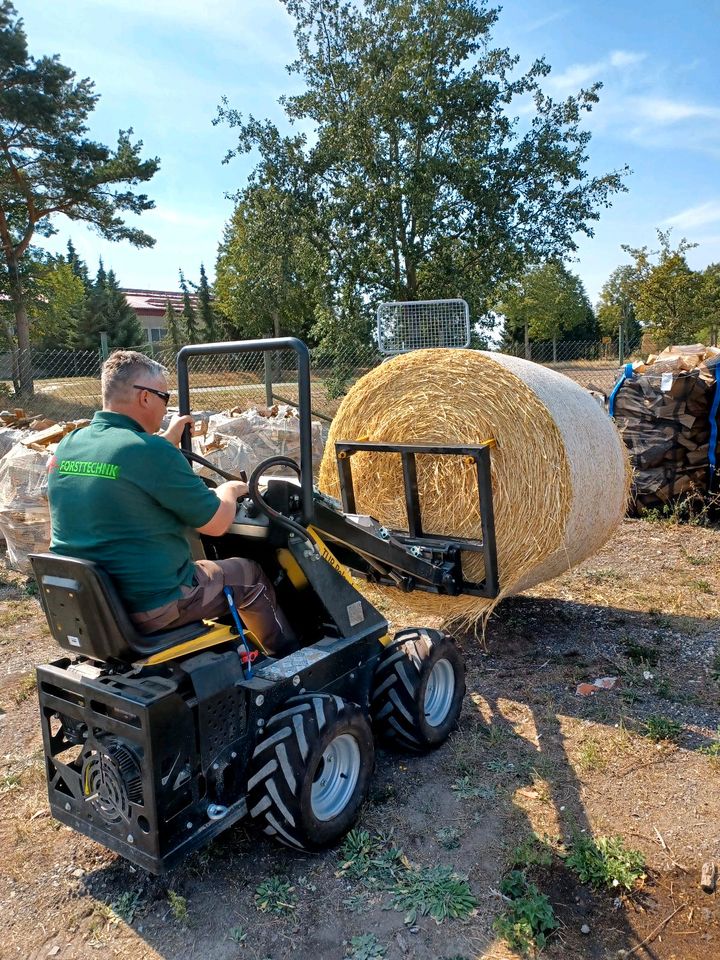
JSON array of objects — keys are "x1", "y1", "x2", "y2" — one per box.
[{"x1": 133, "y1": 384, "x2": 171, "y2": 406}]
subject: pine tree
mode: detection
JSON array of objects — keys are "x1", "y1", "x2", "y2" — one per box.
[
  {"x1": 195, "y1": 263, "x2": 218, "y2": 341},
  {"x1": 75, "y1": 262, "x2": 145, "y2": 350},
  {"x1": 179, "y1": 269, "x2": 197, "y2": 342},
  {"x1": 65, "y1": 240, "x2": 89, "y2": 289},
  {"x1": 163, "y1": 298, "x2": 182, "y2": 351}
]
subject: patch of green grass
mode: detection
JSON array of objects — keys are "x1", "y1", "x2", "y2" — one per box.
[
  {"x1": 698, "y1": 728, "x2": 720, "y2": 767},
  {"x1": 566, "y1": 835, "x2": 646, "y2": 891},
  {"x1": 167, "y1": 890, "x2": 188, "y2": 923},
  {"x1": 577, "y1": 739, "x2": 608, "y2": 773},
  {"x1": 623, "y1": 638, "x2": 659, "y2": 667},
  {"x1": 391, "y1": 865, "x2": 477, "y2": 925},
  {"x1": 346, "y1": 933, "x2": 386, "y2": 960},
  {"x1": 254, "y1": 876, "x2": 296, "y2": 916},
  {"x1": 493, "y1": 871, "x2": 558, "y2": 955},
  {"x1": 691, "y1": 579, "x2": 713, "y2": 595},
  {"x1": 110, "y1": 891, "x2": 142, "y2": 924},
  {"x1": 653, "y1": 677, "x2": 672, "y2": 699},
  {"x1": 12, "y1": 673, "x2": 36, "y2": 705},
  {"x1": 643, "y1": 715, "x2": 682, "y2": 742},
  {"x1": 711, "y1": 651, "x2": 720, "y2": 684},
  {"x1": 435, "y1": 826, "x2": 461, "y2": 850},
  {"x1": 511, "y1": 834, "x2": 554, "y2": 869},
  {"x1": 0, "y1": 772, "x2": 21, "y2": 793},
  {"x1": 341, "y1": 831, "x2": 477, "y2": 926},
  {"x1": 686, "y1": 554, "x2": 711, "y2": 567}
]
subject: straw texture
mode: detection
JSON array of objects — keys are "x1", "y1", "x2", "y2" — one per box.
[{"x1": 318, "y1": 349, "x2": 629, "y2": 622}]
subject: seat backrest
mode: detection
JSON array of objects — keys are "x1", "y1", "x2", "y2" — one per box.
[{"x1": 30, "y1": 552, "x2": 206, "y2": 662}]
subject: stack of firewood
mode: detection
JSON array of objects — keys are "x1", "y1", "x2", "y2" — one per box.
[{"x1": 612, "y1": 344, "x2": 720, "y2": 508}]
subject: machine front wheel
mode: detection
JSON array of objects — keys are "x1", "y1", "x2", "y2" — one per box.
[
  {"x1": 246, "y1": 693, "x2": 374, "y2": 850},
  {"x1": 371, "y1": 628, "x2": 465, "y2": 751}
]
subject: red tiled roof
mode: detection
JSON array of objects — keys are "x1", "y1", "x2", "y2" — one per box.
[{"x1": 121, "y1": 288, "x2": 199, "y2": 318}]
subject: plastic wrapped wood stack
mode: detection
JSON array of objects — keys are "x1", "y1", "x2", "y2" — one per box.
[
  {"x1": 318, "y1": 348, "x2": 630, "y2": 625},
  {"x1": 609, "y1": 344, "x2": 720, "y2": 509},
  {"x1": 206, "y1": 404, "x2": 326, "y2": 478},
  {"x1": 0, "y1": 419, "x2": 90, "y2": 570}
]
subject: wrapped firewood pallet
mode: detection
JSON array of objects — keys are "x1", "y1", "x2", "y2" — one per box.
[
  {"x1": 207, "y1": 404, "x2": 325, "y2": 477},
  {"x1": 0, "y1": 442, "x2": 52, "y2": 571},
  {"x1": 609, "y1": 343, "x2": 720, "y2": 509}
]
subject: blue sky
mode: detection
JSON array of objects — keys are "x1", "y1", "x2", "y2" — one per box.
[{"x1": 18, "y1": 0, "x2": 720, "y2": 306}]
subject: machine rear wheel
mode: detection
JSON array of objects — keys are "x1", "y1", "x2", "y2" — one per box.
[
  {"x1": 371, "y1": 628, "x2": 465, "y2": 751},
  {"x1": 246, "y1": 693, "x2": 374, "y2": 850}
]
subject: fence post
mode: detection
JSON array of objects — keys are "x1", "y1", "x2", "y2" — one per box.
[
  {"x1": 618, "y1": 324, "x2": 624, "y2": 366},
  {"x1": 263, "y1": 352, "x2": 273, "y2": 406},
  {"x1": 99, "y1": 332, "x2": 109, "y2": 360}
]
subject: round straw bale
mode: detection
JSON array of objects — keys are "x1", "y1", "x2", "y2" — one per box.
[{"x1": 318, "y1": 349, "x2": 629, "y2": 622}]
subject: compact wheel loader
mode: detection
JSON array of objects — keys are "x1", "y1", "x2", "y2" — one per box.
[{"x1": 33, "y1": 338, "x2": 500, "y2": 873}]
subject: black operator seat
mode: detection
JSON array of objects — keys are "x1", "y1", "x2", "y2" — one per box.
[{"x1": 30, "y1": 553, "x2": 207, "y2": 663}]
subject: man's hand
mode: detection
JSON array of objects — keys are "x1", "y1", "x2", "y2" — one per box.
[
  {"x1": 215, "y1": 479, "x2": 249, "y2": 501},
  {"x1": 196, "y1": 479, "x2": 249, "y2": 536},
  {"x1": 158, "y1": 414, "x2": 194, "y2": 447}
]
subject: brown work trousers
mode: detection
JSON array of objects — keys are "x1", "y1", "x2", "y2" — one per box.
[{"x1": 131, "y1": 558, "x2": 292, "y2": 655}]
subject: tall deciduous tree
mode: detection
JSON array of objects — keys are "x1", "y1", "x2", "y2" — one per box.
[
  {"x1": 697, "y1": 263, "x2": 720, "y2": 347},
  {"x1": 621, "y1": 231, "x2": 701, "y2": 344},
  {"x1": 498, "y1": 262, "x2": 592, "y2": 359},
  {"x1": 0, "y1": 1, "x2": 159, "y2": 395},
  {"x1": 215, "y1": 183, "x2": 325, "y2": 341},
  {"x1": 596, "y1": 264, "x2": 643, "y2": 346},
  {"x1": 216, "y1": 0, "x2": 627, "y2": 344}
]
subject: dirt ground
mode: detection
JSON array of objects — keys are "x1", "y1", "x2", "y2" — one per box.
[{"x1": 1, "y1": 517, "x2": 719, "y2": 960}]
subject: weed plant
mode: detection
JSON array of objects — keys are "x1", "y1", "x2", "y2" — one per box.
[
  {"x1": 644, "y1": 715, "x2": 682, "y2": 742},
  {"x1": 254, "y1": 877, "x2": 296, "y2": 916},
  {"x1": 566, "y1": 835, "x2": 645, "y2": 891},
  {"x1": 493, "y1": 870, "x2": 558, "y2": 954}
]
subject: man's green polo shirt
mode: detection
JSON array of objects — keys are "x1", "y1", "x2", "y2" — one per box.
[{"x1": 48, "y1": 411, "x2": 219, "y2": 613}]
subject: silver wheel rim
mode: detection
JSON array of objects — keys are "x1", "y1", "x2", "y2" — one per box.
[
  {"x1": 424, "y1": 658, "x2": 455, "y2": 726},
  {"x1": 311, "y1": 733, "x2": 361, "y2": 821}
]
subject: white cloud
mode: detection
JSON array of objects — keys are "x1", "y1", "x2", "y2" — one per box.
[
  {"x1": 523, "y1": 7, "x2": 574, "y2": 33},
  {"x1": 548, "y1": 49, "x2": 646, "y2": 94},
  {"x1": 631, "y1": 97, "x2": 720, "y2": 124},
  {"x1": 663, "y1": 201, "x2": 720, "y2": 230},
  {"x1": 609, "y1": 51, "x2": 646, "y2": 69}
]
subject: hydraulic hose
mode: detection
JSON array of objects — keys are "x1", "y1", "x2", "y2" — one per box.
[{"x1": 248, "y1": 457, "x2": 315, "y2": 546}]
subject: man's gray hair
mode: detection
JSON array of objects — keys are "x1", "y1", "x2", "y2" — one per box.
[{"x1": 101, "y1": 350, "x2": 169, "y2": 405}]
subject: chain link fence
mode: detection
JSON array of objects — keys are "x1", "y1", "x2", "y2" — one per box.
[{"x1": 0, "y1": 337, "x2": 638, "y2": 424}]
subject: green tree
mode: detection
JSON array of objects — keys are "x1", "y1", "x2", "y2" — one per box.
[
  {"x1": 216, "y1": 0, "x2": 627, "y2": 344},
  {"x1": 179, "y1": 269, "x2": 197, "y2": 342},
  {"x1": 0, "y1": 1, "x2": 159, "y2": 395},
  {"x1": 696, "y1": 263, "x2": 720, "y2": 347},
  {"x1": 194, "y1": 263, "x2": 219, "y2": 342},
  {"x1": 32, "y1": 258, "x2": 86, "y2": 349},
  {"x1": 75, "y1": 262, "x2": 145, "y2": 350},
  {"x1": 498, "y1": 262, "x2": 591, "y2": 359},
  {"x1": 596, "y1": 263, "x2": 643, "y2": 347},
  {"x1": 215, "y1": 182, "x2": 325, "y2": 341},
  {"x1": 621, "y1": 231, "x2": 701, "y2": 344},
  {"x1": 163, "y1": 298, "x2": 182, "y2": 352}
]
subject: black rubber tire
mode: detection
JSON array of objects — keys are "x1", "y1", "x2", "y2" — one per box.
[
  {"x1": 371, "y1": 628, "x2": 465, "y2": 751},
  {"x1": 246, "y1": 693, "x2": 374, "y2": 850}
]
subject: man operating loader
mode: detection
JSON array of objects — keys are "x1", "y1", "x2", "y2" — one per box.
[{"x1": 47, "y1": 350, "x2": 294, "y2": 655}]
